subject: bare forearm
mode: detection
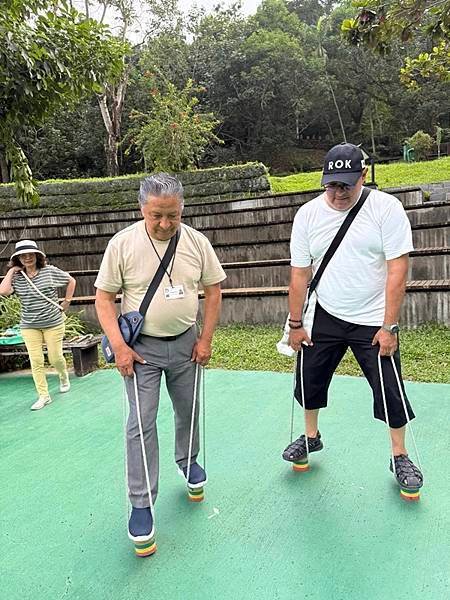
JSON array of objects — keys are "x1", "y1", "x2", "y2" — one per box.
[
  {"x1": 95, "y1": 295, "x2": 126, "y2": 351},
  {"x1": 0, "y1": 269, "x2": 17, "y2": 295},
  {"x1": 200, "y1": 286, "x2": 222, "y2": 342},
  {"x1": 288, "y1": 267, "x2": 311, "y2": 321},
  {"x1": 384, "y1": 278, "x2": 406, "y2": 324},
  {"x1": 64, "y1": 277, "x2": 76, "y2": 301},
  {"x1": 384, "y1": 255, "x2": 408, "y2": 323}
]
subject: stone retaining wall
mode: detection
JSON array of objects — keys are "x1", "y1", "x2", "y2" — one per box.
[{"x1": 0, "y1": 163, "x2": 270, "y2": 215}]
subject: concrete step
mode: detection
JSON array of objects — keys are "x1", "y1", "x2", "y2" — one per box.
[
  {"x1": 1, "y1": 227, "x2": 449, "y2": 273},
  {"x1": 49, "y1": 249, "x2": 449, "y2": 297},
  {"x1": 1, "y1": 197, "x2": 448, "y2": 240},
  {"x1": 65, "y1": 279, "x2": 450, "y2": 329}
]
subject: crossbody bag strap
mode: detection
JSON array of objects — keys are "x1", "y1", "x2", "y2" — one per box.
[
  {"x1": 20, "y1": 271, "x2": 64, "y2": 311},
  {"x1": 308, "y1": 186, "x2": 371, "y2": 298},
  {"x1": 138, "y1": 228, "x2": 180, "y2": 316}
]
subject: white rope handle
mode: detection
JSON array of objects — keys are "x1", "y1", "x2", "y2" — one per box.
[
  {"x1": 299, "y1": 348, "x2": 310, "y2": 460},
  {"x1": 20, "y1": 271, "x2": 64, "y2": 311},
  {"x1": 289, "y1": 349, "x2": 309, "y2": 460},
  {"x1": 186, "y1": 363, "x2": 200, "y2": 485},
  {"x1": 122, "y1": 379, "x2": 131, "y2": 523},
  {"x1": 377, "y1": 353, "x2": 422, "y2": 476},
  {"x1": 202, "y1": 366, "x2": 207, "y2": 470},
  {"x1": 289, "y1": 353, "x2": 297, "y2": 444},
  {"x1": 132, "y1": 371, "x2": 155, "y2": 517}
]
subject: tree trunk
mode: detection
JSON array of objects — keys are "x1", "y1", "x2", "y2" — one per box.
[
  {"x1": 326, "y1": 74, "x2": 346, "y2": 142},
  {"x1": 97, "y1": 69, "x2": 129, "y2": 177},
  {"x1": 369, "y1": 111, "x2": 376, "y2": 155},
  {"x1": 0, "y1": 150, "x2": 10, "y2": 183}
]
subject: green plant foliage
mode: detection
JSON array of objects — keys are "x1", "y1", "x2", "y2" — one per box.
[
  {"x1": 126, "y1": 79, "x2": 222, "y2": 172},
  {"x1": 0, "y1": 295, "x2": 21, "y2": 330},
  {"x1": 0, "y1": 295, "x2": 85, "y2": 338},
  {"x1": 342, "y1": 0, "x2": 450, "y2": 87},
  {"x1": 406, "y1": 130, "x2": 435, "y2": 161},
  {"x1": 64, "y1": 311, "x2": 87, "y2": 339},
  {"x1": 0, "y1": 0, "x2": 128, "y2": 204}
]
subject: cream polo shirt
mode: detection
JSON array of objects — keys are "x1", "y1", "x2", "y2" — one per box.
[
  {"x1": 290, "y1": 188, "x2": 413, "y2": 326},
  {"x1": 95, "y1": 221, "x2": 226, "y2": 337}
]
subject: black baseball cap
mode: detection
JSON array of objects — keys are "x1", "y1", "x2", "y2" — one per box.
[{"x1": 321, "y1": 143, "x2": 366, "y2": 186}]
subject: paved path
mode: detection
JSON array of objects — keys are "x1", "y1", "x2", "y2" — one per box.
[{"x1": 1, "y1": 369, "x2": 449, "y2": 600}]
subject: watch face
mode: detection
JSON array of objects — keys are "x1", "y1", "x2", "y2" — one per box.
[{"x1": 391, "y1": 325, "x2": 400, "y2": 334}]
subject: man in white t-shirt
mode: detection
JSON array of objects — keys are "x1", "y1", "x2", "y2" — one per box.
[
  {"x1": 282, "y1": 143, "x2": 423, "y2": 498},
  {"x1": 95, "y1": 173, "x2": 226, "y2": 553}
]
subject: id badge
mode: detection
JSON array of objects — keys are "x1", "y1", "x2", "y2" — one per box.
[{"x1": 164, "y1": 284, "x2": 185, "y2": 300}]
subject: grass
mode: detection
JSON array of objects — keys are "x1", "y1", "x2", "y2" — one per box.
[
  {"x1": 8, "y1": 323, "x2": 447, "y2": 383},
  {"x1": 269, "y1": 156, "x2": 450, "y2": 194},
  {"x1": 207, "y1": 323, "x2": 450, "y2": 384}
]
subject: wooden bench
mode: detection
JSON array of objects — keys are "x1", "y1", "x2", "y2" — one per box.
[{"x1": 0, "y1": 334, "x2": 102, "y2": 377}]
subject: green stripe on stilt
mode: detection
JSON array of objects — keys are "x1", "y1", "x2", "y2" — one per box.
[
  {"x1": 400, "y1": 488, "x2": 420, "y2": 501},
  {"x1": 134, "y1": 537, "x2": 157, "y2": 557}
]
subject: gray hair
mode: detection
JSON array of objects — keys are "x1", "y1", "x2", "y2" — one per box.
[{"x1": 138, "y1": 173, "x2": 184, "y2": 208}]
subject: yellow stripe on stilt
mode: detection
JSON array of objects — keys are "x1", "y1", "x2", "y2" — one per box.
[
  {"x1": 293, "y1": 461, "x2": 309, "y2": 472},
  {"x1": 134, "y1": 538, "x2": 157, "y2": 557},
  {"x1": 188, "y1": 486, "x2": 204, "y2": 502},
  {"x1": 400, "y1": 489, "x2": 420, "y2": 501}
]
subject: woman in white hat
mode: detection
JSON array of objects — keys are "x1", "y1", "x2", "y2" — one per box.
[{"x1": 0, "y1": 240, "x2": 76, "y2": 410}]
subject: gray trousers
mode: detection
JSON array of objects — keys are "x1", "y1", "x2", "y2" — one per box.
[{"x1": 124, "y1": 325, "x2": 200, "y2": 508}]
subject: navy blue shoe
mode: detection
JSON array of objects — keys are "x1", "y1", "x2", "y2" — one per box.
[
  {"x1": 128, "y1": 507, "x2": 154, "y2": 542},
  {"x1": 178, "y1": 462, "x2": 207, "y2": 488}
]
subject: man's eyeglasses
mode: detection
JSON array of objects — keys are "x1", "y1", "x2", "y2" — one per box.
[{"x1": 324, "y1": 182, "x2": 355, "y2": 192}]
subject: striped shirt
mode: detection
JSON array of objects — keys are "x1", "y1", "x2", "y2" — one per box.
[{"x1": 12, "y1": 265, "x2": 71, "y2": 329}]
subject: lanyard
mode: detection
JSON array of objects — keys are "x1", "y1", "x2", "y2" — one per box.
[{"x1": 147, "y1": 230, "x2": 180, "y2": 287}]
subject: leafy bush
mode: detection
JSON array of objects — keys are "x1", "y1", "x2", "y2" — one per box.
[
  {"x1": 406, "y1": 130, "x2": 434, "y2": 161},
  {"x1": 126, "y1": 79, "x2": 222, "y2": 172},
  {"x1": 0, "y1": 295, "x2": 21, "y2": 330},
  {"x1": 0, "y1": 295, "x2": 86, "y2": 338}
]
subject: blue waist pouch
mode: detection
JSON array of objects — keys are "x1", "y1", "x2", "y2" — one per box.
[{"x1": 101, "y1": 311, "x2": 144, "y2": 363}]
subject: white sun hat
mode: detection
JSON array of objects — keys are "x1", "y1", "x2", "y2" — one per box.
[{"x1": 11, "y1": 239, "x2": 46, "y2": 259}]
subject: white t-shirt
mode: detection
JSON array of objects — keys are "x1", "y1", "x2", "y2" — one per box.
[
  {"x1": 290, "y1": 188, "x2": 413, "y2": 325},
  {"x1": 95, "y1": 221, "x2": 226, "y2": 336}
]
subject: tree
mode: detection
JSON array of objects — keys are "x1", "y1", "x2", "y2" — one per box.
[
  {"x1": 342, "y1": 0, "x2": 450, "y2": 87},
  {"x1": 189, "y1": 0, "x2": 326, "y2": 165},
  {"x1": 126, "y1": 79, "x2": 221, "y2": 171},
  {"x1": 80, "y1": 0, "x2": 185, "y2": 176},
  {"x1": 315, "y1": 14, "x2": 347, "y2": 142},
  {"x1": 0, "y1": 0, "x2": 126, "y2": 204}
]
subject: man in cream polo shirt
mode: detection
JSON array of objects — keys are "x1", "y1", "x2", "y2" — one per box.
[{"x1": 95, "y1": 173, "x2": 225, "y2": 550}]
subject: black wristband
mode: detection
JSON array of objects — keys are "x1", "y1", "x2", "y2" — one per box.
[
  {"x1": 288, "y1": 319, "x2": 302, "y2": 323},
  {"x1": 289, "y1": 323, "x2": 303, "y2": 329}
]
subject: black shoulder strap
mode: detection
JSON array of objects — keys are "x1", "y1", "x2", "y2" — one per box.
[
  {"x1": 308, "y1": 186, "x2": 371, "y2": 298},
  {"x1": 138, "y1": 229, "x2": 180, "y2": 316}
]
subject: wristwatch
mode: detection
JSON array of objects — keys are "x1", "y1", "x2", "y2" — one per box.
[{"x1": 381, "y1": 323, "x2": 399, "y2": 334}]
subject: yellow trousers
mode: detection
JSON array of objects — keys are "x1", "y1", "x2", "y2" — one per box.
[{"x1": 21, "y1": 323, "x2": 68, "y2": 398}]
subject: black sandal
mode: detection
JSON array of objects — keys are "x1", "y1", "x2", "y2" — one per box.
[
  {"x1": 390, "y1": 454, "x2": 423, "y2": 491},
  {"x1": 282, "y1": 431, "x2": 323, "y2": 462}
]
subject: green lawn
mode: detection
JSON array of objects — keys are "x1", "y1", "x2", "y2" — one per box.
[
  {"x1": 94, "y1": 324, "x2": 449, "y2": 383},
  {"x1": 269, "y1": 156, "x2": 450, "y2": 193},
  {"x1": 207, "y1": 324, "x2": 450, "y2": 384}
]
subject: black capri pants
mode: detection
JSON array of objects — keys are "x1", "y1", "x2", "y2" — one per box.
[{"x1": 295, "y1": 304, "x2": 415, "y2": 428}]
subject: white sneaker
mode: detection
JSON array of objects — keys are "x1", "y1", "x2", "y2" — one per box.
[
  {"x1": 59, "y1": 380, "x2": 71, "y2": 393},
  {"x1": 31, "y1": 396, "x2": 52, "y2": 410}
]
